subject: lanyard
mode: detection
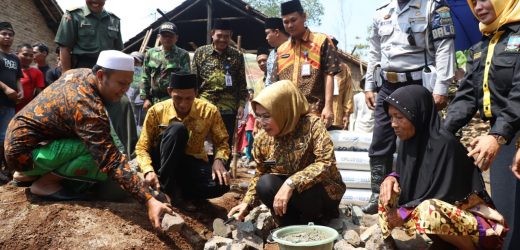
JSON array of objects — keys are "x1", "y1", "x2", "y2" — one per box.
[{"x1": 482, "y1": 31, "x2": 505, "y2": 118}]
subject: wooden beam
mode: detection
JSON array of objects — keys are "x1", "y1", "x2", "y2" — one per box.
[
  {"x1": 124, "y1": 0, "x2": 203, "y2": 51},
  {"x1": 175, "y1": 16, "x2": 248, "y2": 24},
  {"x1": 214, "y1": 0, "x2": 265, "y2": 24},
  {"x1": 207, "y1": 0, "x2": 213, "y2": 45}
]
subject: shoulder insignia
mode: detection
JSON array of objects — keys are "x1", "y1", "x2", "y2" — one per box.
[
  {"x1": 473, "y1": 52, "x2": 481, "y2": 60},
  {"x1": 376, "y1": 2, "x2": 390, "y2": 11},
  {"x1": 430, "y1": 3, "x2": 455, "y2": 41},
  {"x1": 107, "y1": 11, "x2": 120, "y2": 19},
  {"x1": 62, "y1": 12, "x2": 72, "y2": 22},
  {"x1": 67, "y1": 6, "x2": 82, "y2": 12}
]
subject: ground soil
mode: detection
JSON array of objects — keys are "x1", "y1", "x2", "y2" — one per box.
[{"x1": 0, "y1": 168, "x2": 280, "y2": 250}]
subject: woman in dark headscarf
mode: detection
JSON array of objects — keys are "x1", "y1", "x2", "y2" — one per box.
[
  {"x1": 227, "y1": 80, "x2": 346, "y2": 226},
  {"x1": 379, "y1": 85, "x2": 507, "y2": 249}
]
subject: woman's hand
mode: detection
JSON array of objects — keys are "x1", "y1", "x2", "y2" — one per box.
[
  {"x1": 467, "y1": 135, "x2": 500, "y2": 171},
  {"x1": 273, "y1": 182, "x2": 294, "y2": 216},
  {"x1": 228, "y1": 203, "x2": 250, "y2": 221},
  {"x1": 380, "y1": 176, "x2": 400, "y2": 207}
]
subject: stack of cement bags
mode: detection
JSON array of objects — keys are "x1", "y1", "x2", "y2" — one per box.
[{"x1": 330, "y1": 131, "x2": 373, "y2": 205}]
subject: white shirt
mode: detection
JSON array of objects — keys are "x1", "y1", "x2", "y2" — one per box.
[
  {"x1": 349, "y1": 93, "x2": 375, "y2": 133},
  {"x1": 365, "y1": 0, "x2": 456, "y2": 95}
]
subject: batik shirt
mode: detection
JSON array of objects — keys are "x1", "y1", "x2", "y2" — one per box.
[
  {"x1": 242, "y1": 115, "x2": 346, "y2": 207},
  {"x1": 265, "y1": 49, "x2": 278, "y2": 86},
  {"x1": 277, "y1": 28, "x2": 341, "y2": 112},
  {"x1": 4, "y1": 68, "x2": 151, "y2": 204},
  {"x1": 141, "y1": 45, "x2": 191, "y2": 103},
  {"x1": 135, "y1": 98, "x2": 230, "y2": 175},
  {"x1": 192, "y1": 45, "x2": 247, "y2": 114}
]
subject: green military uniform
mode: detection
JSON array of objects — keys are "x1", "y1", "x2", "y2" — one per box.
[
  {"x1": 141, "y1": 45, "x2": 190, "y2": 103},
  {"x1": 54, "y1": 5, "x2": 123, "y2": 68}
]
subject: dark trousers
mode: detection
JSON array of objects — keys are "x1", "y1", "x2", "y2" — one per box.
[
  {"x1": 490, "y1": 132, "x2": 520, "y2": 250},
  {"x1": 221, "y1": 113, "x2": 237, "y2": 149},
  {"x1": 369, "y1": 80, "x2": 422, "y2": 157},
  {"x1": 256, "y1": 174, "x2": 340, "y2": 226},
  {"x1": 152, "y1": 123, "x2": 229, "y2": 201}
]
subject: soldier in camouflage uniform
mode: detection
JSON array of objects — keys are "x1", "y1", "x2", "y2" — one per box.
[
  {"x1": 54, "y1": 0, "x2": 123, "y2": 73},
  {"x1": 141, "y1": 22, "x2": 190, "y2": 110}
]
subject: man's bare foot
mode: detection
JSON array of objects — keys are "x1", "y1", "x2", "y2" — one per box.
[{"x1": 29, "y1": 173, "x2": 63, "y2": 196}]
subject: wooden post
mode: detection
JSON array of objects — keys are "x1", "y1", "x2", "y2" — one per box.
[
  {"x1": 206, "y1": 0, "x2": 213, "y2": 45},
  {"x1": 230, "y1": 35, "x2": 243, "y2": 179},
  {"x1": 155, "y1": 36, "x2": 161, "y2": 47},
  {"x1": 139, "y1": 28, "x2": 152, "y2": 53}
]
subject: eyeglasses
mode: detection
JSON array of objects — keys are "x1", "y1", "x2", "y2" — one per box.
[
  {"x1": 407, "y1": 27, "x2": 416, "y2": 46},
  {"x1": 254, "y1": 113, "x2": 271, "y2": 123}
]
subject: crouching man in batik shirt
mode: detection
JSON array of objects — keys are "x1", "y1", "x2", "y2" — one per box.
[{"x1": 136, "y1": 73, "x2": 231, "y2": 211}]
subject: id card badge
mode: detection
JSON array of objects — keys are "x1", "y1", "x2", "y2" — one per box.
[
  {"x1": 225, "y1": 72, "x2": 233, "y2": 87},
  {"x1": 225, "y1": 65, "x2": 233, "y2": 87},
  {"x1": 333, "y1": 77, "x2": 339, "y2": 96},
  {"x1": 301, "y1": 63, "x2": 311, "y2": 77},
  {"x1": 301, "y1": 51, "x2": 311, "y2": 77}
]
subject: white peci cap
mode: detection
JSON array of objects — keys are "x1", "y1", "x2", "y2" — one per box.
[{"x1": 96, "y1": 50, "x2": 134, "y2": 71}]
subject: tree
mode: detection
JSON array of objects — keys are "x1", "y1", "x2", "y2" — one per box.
[
  {"x1": 244, "y1": 0, "x2": 324, "y2": 26},
  {"x1": 351, "y1": 25, "x2": 372, "y2": 59}
]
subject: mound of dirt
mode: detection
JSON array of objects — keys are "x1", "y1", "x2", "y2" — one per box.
[{"x1": 0, "y1": 176, "x2": 247, "y2": 249}]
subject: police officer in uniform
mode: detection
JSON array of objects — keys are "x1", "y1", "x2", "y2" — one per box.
[
  {"x1": 55, "y1": 0, "x2": 123, "y2": 73},
  {"x1": 362, "y1": 0, "x2": 456, "y2": 214}
]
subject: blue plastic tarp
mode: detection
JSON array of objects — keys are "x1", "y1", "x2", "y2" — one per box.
[{"x1": 446, "y1": 0, "x2": 482, "y2": 50}]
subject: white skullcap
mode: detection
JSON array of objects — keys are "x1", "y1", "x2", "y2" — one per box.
[{"x1": 96, "y1": 50, "x2": 134, "y2": 71}]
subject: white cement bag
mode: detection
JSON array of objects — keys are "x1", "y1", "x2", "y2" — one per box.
[
  {"x1": 339, "y1": 170, "x2": 371, "y2": 189},
  {"x1": 335, "y1": 151, "x2": 371, "y2": 171},
  {"x1": 335, "y1": 151, "x2": 398, "y2": 171},
  {"x1": 329, "y1": 130, "x2": 372, "y2": 151},
  {"x1": 342, "y1": 188, "x2": 372, "y2": 205}
]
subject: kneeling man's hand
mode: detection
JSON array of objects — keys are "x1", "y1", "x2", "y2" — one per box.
[
  {"x1": 144, "y1": 171, "x2": 161, "y2": 191},
  {"x1": 212, "y1": 159, "x2": 230, "y2": 186},
  {"x1": 146, "y1": 197, "x2": 174, "y2": 232}
]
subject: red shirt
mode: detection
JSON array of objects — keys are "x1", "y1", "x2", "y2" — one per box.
[{"x1": 16, "y1": 67, "x2": 44, "y2": 111}]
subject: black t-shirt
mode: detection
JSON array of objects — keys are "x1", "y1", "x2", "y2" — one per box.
[
  {"x1": 0, "y1": 52, "x2": 23, "y2": 107},
  {"x1": 46, "y1": 66, "x2": 62, "y2": 86},
  {"x1": 38, "y1": 64, "x2": 51, "y2": 87}
]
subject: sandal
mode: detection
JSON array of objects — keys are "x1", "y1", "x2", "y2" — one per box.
[{"x1": 31, "y1": 189, "x2": 88, "y2": 201}]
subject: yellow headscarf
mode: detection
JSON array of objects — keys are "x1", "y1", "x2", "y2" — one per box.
[
  {"x1": 252, "y1": 80, "x2": 309, "y2": 137},
  {"x1": 467, "y1": 0, "x2": 520, "y2": 35}
]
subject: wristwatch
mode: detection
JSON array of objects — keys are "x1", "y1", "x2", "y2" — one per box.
[
  {"x1": 285, "y1": 178, "x2": 296, "y2": 189},
  {"x1": 490, "y1": 134, "x2": 507, "y2": 145}
]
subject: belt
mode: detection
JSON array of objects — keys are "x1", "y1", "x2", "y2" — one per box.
[{"x1": 382, "y1": 69, "x2": 422, "y2": 84}]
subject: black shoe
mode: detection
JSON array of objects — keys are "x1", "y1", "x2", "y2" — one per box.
[{"x1": 361, "y1": 193, "x2": 379, "y2": 214}]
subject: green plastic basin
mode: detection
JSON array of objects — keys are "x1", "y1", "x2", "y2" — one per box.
[{"x1": 272, "y1": 223, "x2": 339, "y2": 250}]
